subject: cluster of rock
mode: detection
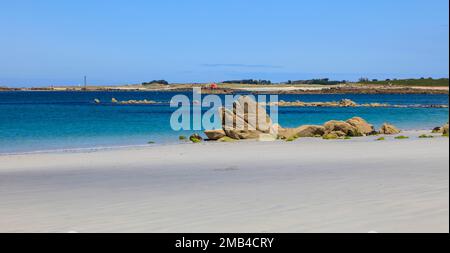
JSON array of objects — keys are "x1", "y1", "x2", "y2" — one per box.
[
  {"x1": 426, "y1": 104, "x2": 449, "y2": 108},
  {"x1": 204, "y1": 96, "x2": 278, "y2": 141},
  {"x1": 114, "y1": 99, "x2": 158, "y2": 105},
  {"x1": 203, "y1": 96, "x2": 403, "y2": 141},
  {"x1": 94, "y1": 98, "x2": 159, "y2": 104},
  {"x1": 96, "y1": 97, "x2": 446, "y2": 109},
  {"x1": 277, "y1": 118, "x2": 400, "y2": 140},
  {"x1": 360, "y1": 103, "x2": 390, "y2": 107},
  {"x1": 266, "y1": 99, "x2": 447, "y2": 109},
  {"x1": 269, "y1": 99, "x2": 359, "y2": 107},
  {"x1": 389, "y1": 104, "x2": 448, "y2": 109},
  {"x1": 267, "y1": 99, "x2": 392, "y2": 108},
  {"x1": 432, "y1": 123, "x2": 449, "y2": 135}
]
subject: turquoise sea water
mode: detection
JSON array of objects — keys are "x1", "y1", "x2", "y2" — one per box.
[{"x1": 0, "y1": 91, "x2": 448, "y2": 153}]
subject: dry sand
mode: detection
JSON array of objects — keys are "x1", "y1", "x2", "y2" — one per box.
[{"x1": 0, "y1": 132, "x2": 448, "y2": 233}]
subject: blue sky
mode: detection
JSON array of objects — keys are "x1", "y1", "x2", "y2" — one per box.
[{"x1": 1, "y1": 0, "x2": 448, "y2": 87}]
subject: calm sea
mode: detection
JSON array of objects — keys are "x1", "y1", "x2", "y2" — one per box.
[{"x1": 0, "y1": 91, "x2": 448, "y2": 153}]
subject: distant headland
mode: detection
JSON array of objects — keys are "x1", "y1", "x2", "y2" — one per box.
[{"x1": 1, "y1": 77, "x2": 448, "y2": 94}]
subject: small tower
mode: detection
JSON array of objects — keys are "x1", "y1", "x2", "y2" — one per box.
[{"x1": 83, "y1": 76, "x2": 87, "y2": 91}]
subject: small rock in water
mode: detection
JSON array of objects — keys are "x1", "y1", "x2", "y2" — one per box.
[{"x1": 339, "y1": 99, "x2": 357, "y2": 107}]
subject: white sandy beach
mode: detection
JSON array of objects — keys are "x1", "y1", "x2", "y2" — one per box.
[{"x1": 0, "y1": 132, "x2": 448, "y2": 233}]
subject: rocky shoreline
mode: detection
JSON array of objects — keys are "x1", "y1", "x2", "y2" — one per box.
[
  {"x1": 201, "y1": 96, "x2": 449, "y2": 142},
  {"x1": 270, "y1": 99, "x2": 448, "y2": 108},
  {"x1": 94, "y1": 97, "x2": 448, "y2": 108}
]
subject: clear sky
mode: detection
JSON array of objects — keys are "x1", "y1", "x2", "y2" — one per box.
[{"x1": 1, "y1": 0, "x2": 449, "y2": 87}]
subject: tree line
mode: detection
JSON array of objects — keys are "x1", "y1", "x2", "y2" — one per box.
[
  {"x1": 286, "y1": 78, "x2": 346, "y2": 85},
  {"x1": 222, "y1": 78, "x2": 345, "y2": 85},
  {"x1": 140, "y1": 77, "x2": 448, "y2": 87},
  {"x1": 142, "y1": 80, "x2": 169, "y2": 85},
  {"x1": 222, "y1": 79, "x2": 272, "y2": 85}
]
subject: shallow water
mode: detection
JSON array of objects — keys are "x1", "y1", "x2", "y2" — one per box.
[{"x1": 0, "y1": 91, "x2": 448, "y2": 153}]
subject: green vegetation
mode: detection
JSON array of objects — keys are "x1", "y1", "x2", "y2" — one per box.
[
  {"x1": 344, "y1": 136, "x2": 352, "y2": 140},
  {"x1": 222, "y1": 79, "x2": 272, "y2": 85},
  {"x1": 376, "y1": 137, "x2": 386, "y2": 141},
  {"x1": 432, "y1": 127, "x2": 442, "y2": 133},
  {"x1": 323, "y1": 133, "x2": 338, "y2": 140},
  {"x1": 179, "y1": 135, "x2": 187, "y2": 141},
  {"x1": 443, "y1": 133, "x2": 449, "y2": 137},
  {"x1": 286, "y1": 135, "x2": 300, "y2": 142},
  {"x1": 287, "y1": 78, "x2": 346, "y2": 85},
  {"x1": 358, "y1": 78, "x2": 449, "y2": 87},
  {"x1": 147, "y1": 141, "x2": 155, "y2": 144},
  {"x1": 418, "y1": 134, "x2": 434, "y2": 138},
  {"x1": 189, "y1": 134, "x2": 203, "y2": 143},
  {"x1": 218, "y1": 136, "x2": 236, "y2": 142},
  {"x1": 142, "y1": 80, "x2": 169, "y2": 85},
  {"x1": 395, "y1": 135, "x2": 409, "y2": 139}
]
